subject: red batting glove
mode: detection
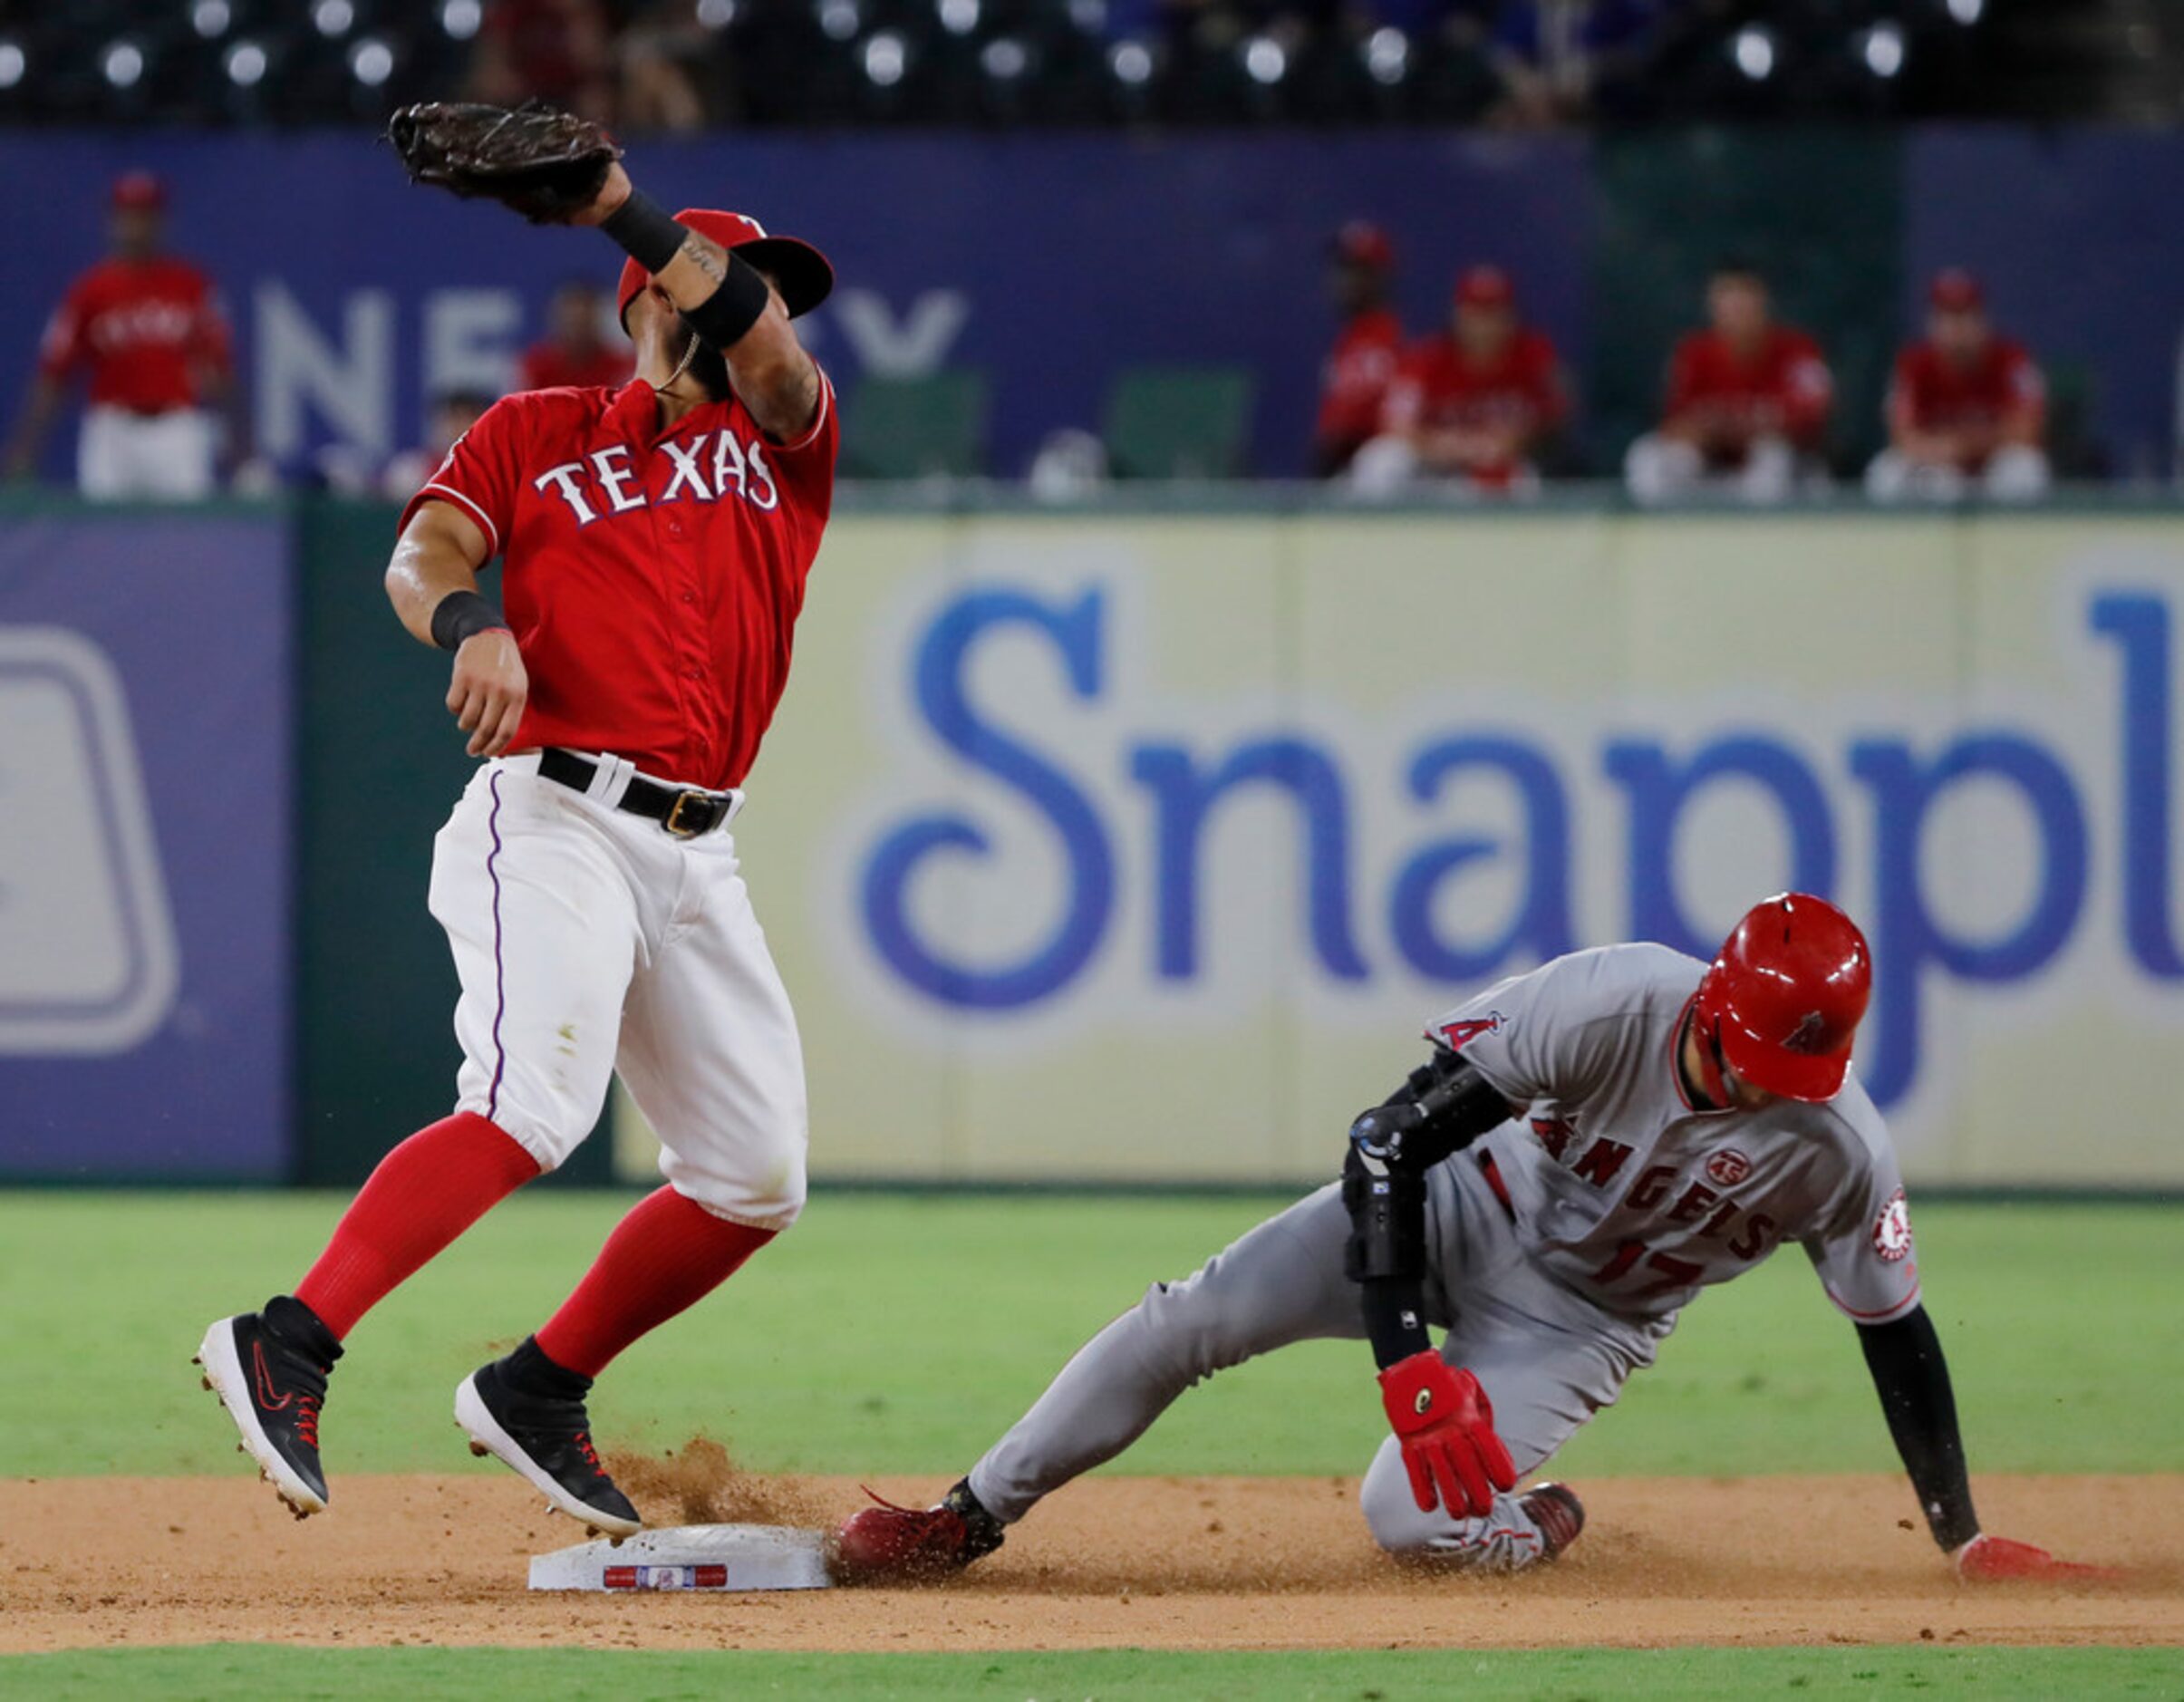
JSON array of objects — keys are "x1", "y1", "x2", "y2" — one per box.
[
  {"x1": 1377, "y1": 1352, "x2": 1517, "y2": 1519},
  {"x1": 1954, "y1": 1534, "x2": 2115, "y2": 1582}
]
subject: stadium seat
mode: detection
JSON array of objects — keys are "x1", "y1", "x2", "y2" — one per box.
[
  {"x1": 1102, "y1": 365, "x2": 1254, "y2": 479},
  {"x1": 841, "y1": 370, "x2": 991, "y2": 479}
]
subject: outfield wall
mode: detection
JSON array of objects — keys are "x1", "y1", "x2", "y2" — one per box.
[
  {"x1": 5, "y1": 498, "x2": 2184, "y2": 1189},
  {"x1": 635, "y1": 505, "x2": 2184, "y2": 1189}
]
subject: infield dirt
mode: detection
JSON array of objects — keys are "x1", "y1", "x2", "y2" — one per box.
[{"x1": 4, "y1": 1464, "x2": 2177, "y2": 1655}]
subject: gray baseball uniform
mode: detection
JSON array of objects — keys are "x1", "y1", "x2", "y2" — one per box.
[{"x1": 967, "y1": 943, "x2": 1922, "y2": 1571}]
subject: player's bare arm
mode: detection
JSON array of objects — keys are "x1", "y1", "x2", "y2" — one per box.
[
  {"x1": 385, "y1": 498, "x2": 529, "y2": 759},
  {"x1": 568, "y1": 162, "x2": 820, "y2": 441},
  {"x1": 387, "y1": 103, "x2": 824, "y2": 440},
  {"x1": 3, "y1": 374, "x2": 63, "y2": 480}
]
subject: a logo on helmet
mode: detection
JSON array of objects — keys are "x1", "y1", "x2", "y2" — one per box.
[
  {"x1": 1705, "y1": 1148, "x2": 1752, "y2": 1188},
  {"x1": 1784, "y1": 1011, "x2": 1831, "y2": 1054}
]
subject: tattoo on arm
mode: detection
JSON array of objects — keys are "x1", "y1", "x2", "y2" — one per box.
[{"x1": 681, "y1": 236, "x2": 728, "y2": 285}]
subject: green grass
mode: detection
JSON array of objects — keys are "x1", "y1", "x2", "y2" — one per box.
[
  {"x1": 0, "y1": 1193, "x2": 2174, "y2": 1482},
  {"x1": 2, "y1": 1645, "x2": 2179, "y2": 1701}
]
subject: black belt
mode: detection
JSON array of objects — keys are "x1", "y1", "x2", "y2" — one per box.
[{"x1": 537, "y1": 748, "x2": 737, "y2": 838}]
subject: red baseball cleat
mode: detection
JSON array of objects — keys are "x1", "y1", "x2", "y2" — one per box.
[
  {"x1": 1518, "y1": 1481, "x2": 1586, "y2": 1561},
  {"x1": 1955, "y1": 1534, "x2": 2117, "y2": 1582},
  {"x1": 831, "y1": 1480, "x2": 1005, "y2": 1581}
]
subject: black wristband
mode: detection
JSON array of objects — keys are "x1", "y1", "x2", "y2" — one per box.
[
  {"x1": 430, "y1": 588, "x2": 507, "y2": 652},
  {"x1": 598, "y1": 189, "x2": 685, "y2": 276},
  {"x1": 681, "y1": 253, "x2": 772, "y2": 352}
]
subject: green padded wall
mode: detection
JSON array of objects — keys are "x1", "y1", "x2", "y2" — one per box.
[
  {"x1": 294, "y1": 498, "x2": 609, "y2": 1185},
  {"x1": 1587, "y1": 128, "x2": 1906, "y2": 474}
]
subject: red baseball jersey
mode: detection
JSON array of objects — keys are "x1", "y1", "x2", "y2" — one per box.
[
  {"x1": 1663, "y1": 326, "x2": 1831, "y2": 447},
  {"x1": 1889, "y1": 336, "x2": 2044, "y2": 434},
  {"x1": 1316, "y1": 307, "x2": 1404, "y2": 450},
  {"x1": 518, "y1": 339, "x2": 632, "y2": 393},
  {"x1": 402, "y1": 372, "x2": 839, "y2": 791},
  {"x1": 1382, "y1": 328, "x2": 1569, "y2": 439},
  {"x1": 38, "y1": 256, "x2": 231, "y2": 411}
]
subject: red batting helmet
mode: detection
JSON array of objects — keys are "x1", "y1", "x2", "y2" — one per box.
[
  {"x1": 615, "y1": 208, "x2": 834, "y2": 332},
  {"x1": 1691, "y1": 893, "x2": 1872, "y2": 1103}
]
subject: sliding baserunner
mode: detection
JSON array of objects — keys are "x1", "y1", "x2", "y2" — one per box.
[{"x1": 835, "y1": 895, "x2": 2093, "y2": 1581}]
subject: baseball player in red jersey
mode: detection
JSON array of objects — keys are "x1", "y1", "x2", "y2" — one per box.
[
  {"x1": 4, "y1": 172, "x2": 237, "y2": 499},
  {"x1": 835, "y1": 896, "x2": 2098, "y2": 1586},
  {"x1": 1349, "y1": 265, "x2": 1569, "y2": 497},
  {"x1": 1625, "y1": 261, "x2": 1832, "y2": 506},
  {"x1": 1313, "y1": 222, "x2": 1404, "y2": 478},
  {"x1": 1867, "y1": 269, "x2": 2049, "y2": 503},
  {"x1": 519, "y1": 277, "x2": 632, "y2": 392},
  {"x1": 196, "y1": 130, "x2": 838, "y2": 1537}
]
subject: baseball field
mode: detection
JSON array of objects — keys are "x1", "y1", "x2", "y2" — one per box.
[{"x1": 1, "y1": 1189, "x2": 2177, "y2": 1698}]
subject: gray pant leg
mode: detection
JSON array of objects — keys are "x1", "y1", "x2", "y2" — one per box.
[{"x1": 968, "y1": 1184, "x2": 1372, "y2": 1524}]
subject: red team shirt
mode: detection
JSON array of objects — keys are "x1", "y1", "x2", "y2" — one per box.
[
  {"x1": 518, "y1": 340, "x2": 633, "y2": 392},
  {"x1": 403, "y1": 371, "x2": 840, "y2": 792},
  {"x1": 1316, "y1": 306, "x2": 1404, "y2": 454},
  {"x1": 1382, "y1": 328, "x2": 1569, "y2": 442},
  {"x1": 39, "y1": 256, "x2": 231, "y2": 411},
  {"x1": 1889, "y1": 337, "x2": 2044, "y2": 439},
  {"x1": 1663, "y1": 326, "x2": 1831, "y2": 451}
]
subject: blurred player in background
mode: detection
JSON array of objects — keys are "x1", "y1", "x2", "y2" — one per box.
[
  {"x1": 519, "y1": 277, "x2": 631, "y2": 392},
  {"x1": 1312, "y1": 222, "x2": 1404, "y2": 478},
  {"x1": 1348, "y1": 265, "x2": 1569, "y2": 497},
  {"x1": 379, "y1": 389, "x2": 495, "y2": 501},
  {"x1": 1625, "y1": 261, "x2": 1832, "y2": 506},
  {"x1": 1866, "y1": 269, "x2": 2050, "y2": 503},
  {"x1": 4, "y1": 172, "x2": 241, "y2": 500}
]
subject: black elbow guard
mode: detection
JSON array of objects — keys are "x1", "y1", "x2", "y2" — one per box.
[
  {"x1": 1342, "y1": 1141, "x2": 1428, "y2": 1283},
  {"x1": 680, "y1": 255, "x2": 772, "y2": 352},
  {"x1": 1411, "y1": 1050, "x2": 1512, "y2": 1143}
]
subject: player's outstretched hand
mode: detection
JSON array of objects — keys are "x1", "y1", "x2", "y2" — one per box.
[
  {"x1": 447, "y1": 629, "x2": 528, "y2": 758},
  {"x1": 1377, "y1": 1352, "x2": 1517, "y2": 1519},
  {"x1": 1953, "y1": 1534, "x2": 2115, "y2": 1582}
]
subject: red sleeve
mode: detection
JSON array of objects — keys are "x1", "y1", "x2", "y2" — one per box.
[
  {"x1": 36, "y1": 277, "x2": 91, "y2": 381},
  {"x1": 768, "y1": 365, "x2": 837, "y2": 455},
  {"x1": 1779, "y1": 331, "x2": 1833, "y2": 437},
  {"x1": 1887, "y1": 346, "x2": 1927, "y2": 429},
  {"x1": 1379, "y1": 343, "x2": 1429, "y2": 433},
  {"x1": 2002, "y1": 342, "x2": 2047, "y2": 418},
  {"x1": 1525, "y1": 334, "x2": 1570, "y2": 428},
  {"x1": 1662, "y1": 334, "x2": 1701, "y2": 419},
  {"x1": 400, "y1": 392, "x2": 532, "y2": 557}
]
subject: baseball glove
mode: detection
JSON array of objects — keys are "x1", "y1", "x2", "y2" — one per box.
[{"x1": 386, "y1": 99, "x2": 621, "y2": 225}]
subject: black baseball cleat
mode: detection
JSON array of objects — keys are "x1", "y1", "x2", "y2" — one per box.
[
  {"x1": 455, "y1": 1337, "x2": 642, "y2": 1540},
  {"x1": 1517, "y1": 1481, "x2": 1586, "y2": 1561},
  {"x1": 195, "y1": 1298, "x2": 343, "y2": 1519}
]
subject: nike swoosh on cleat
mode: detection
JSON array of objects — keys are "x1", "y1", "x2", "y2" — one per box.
[{"x1": 252, "y1": 1340, "x2": 295, "y2": 1413}]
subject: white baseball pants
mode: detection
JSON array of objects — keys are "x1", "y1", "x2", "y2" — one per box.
[
  {"x1": 426, "y1": 753, "x2": 808, "y2": 1229},
  {"x1": 77, "y1": 405, "x2": 217, "y2": 500}
]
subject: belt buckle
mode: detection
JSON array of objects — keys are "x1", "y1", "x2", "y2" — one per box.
[{"x1": 663, "y1": 790, "x2": 713, "y2": 838}]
